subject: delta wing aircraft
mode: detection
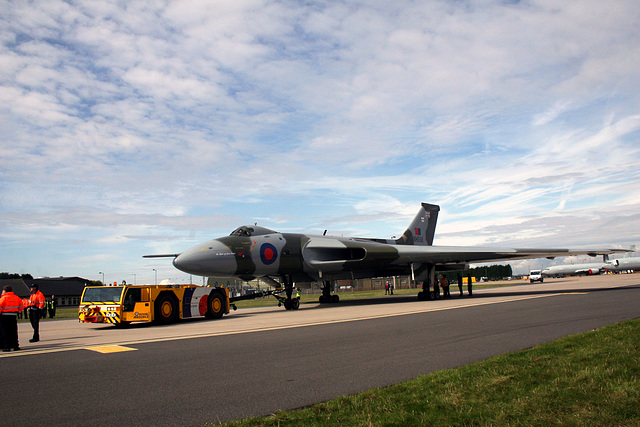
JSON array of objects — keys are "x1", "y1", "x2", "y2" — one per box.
[{"x1": 145, "y1": 203, "x2": 631, "y2": 309}]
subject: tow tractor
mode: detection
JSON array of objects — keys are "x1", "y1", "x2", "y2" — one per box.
[{"x1": 78, "y1": 284, "x2": 299, "y2": 326}]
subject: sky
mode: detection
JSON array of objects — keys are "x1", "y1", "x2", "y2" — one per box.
[{"x1": 1, "y1": 0, "x2": 639, "y2": 285}]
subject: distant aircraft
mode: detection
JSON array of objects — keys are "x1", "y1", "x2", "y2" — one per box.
[
  {"x1": 604, "y1": 256, "x2": 640, "y2": 272},
  {"x1": 145, "y1": 203, "x2": 631, "y2": 309},
  {"x1": 542, "y1": 263, "x2": 606, "y2": 277}
]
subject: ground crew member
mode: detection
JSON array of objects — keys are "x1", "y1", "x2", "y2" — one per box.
[
  {"x1": 27, "y1": 283, "x2": 45, "y2": 343},
  {"x1": 296, "y1": 288, "x2": 301, "y2": 299},
  {"x1": 47, "y1": 296, "x2": 56, "y2": 318},
  {"x1": 0, "y1": 285, "x2": 24, "y2": 351},
  {"x1": 441, "y1": 275, "x2": 450, "y2": 298}
]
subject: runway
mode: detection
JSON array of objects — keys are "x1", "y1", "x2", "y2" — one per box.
[{"x1": 2, "y1": 274, "x2": 639, "y2": 426}]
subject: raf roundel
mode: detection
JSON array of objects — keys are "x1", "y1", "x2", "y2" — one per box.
[{"x1": 260, "y1": 243, "x2": 278, "y2": 265}]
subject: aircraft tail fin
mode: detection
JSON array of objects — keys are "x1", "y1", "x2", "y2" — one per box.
[{"x1": 395, "y1": 203, "x2": 440, "y2": 246}]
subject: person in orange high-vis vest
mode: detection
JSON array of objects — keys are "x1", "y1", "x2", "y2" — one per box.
[
  {"x1": 0, "y1": 285, "x2": 24, "y2": 351},
  {"x1": 27, "y1": 283, "x2": 45, "y2": 343}
]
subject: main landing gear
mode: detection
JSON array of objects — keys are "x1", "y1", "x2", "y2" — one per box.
[
  {"x1": 319, "y1": 281, "x2": 339, "y2": 304},
  {"x1": 417, "y1": 264, "x2": 435, "y2": 301}
]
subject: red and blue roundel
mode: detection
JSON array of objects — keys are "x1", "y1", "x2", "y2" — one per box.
[{"x1": 260, "y1": 243, "x2": 278, "y2": 265}]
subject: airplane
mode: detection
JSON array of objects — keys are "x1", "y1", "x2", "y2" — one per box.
[
  {"x1": 145, "y1": 203, "x2": 632, "y2": 310},
  {"x1": 542, "y1": 263, "x2": 606, "y2": 277},
  {"x1": 604, "y1": 256, "x2": 640, "y2": 273}
]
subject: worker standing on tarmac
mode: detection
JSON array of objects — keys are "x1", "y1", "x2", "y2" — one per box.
[
  {"x1": 441, "y1": 275, "x2": 450, "y2": 298},
  {"x1": 27, "y1": 283, "x2": 45, "y2": 343},
  {"x1": 0, "y1": 285, "x2": 24, "y2": 352},
  {"x1": 47, "y1": 296, "x2": 56, "y2": 318}
]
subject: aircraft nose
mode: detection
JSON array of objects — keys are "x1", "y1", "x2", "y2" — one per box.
[{"x1": 173, "y1": 240, "x2": 236, "y2": 277}]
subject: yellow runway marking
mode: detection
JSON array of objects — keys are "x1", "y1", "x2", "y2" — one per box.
[{"x1": 85, "y1": 345, "x2": 137, "y2": 354}]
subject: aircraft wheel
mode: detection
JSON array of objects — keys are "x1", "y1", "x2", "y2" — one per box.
[
  {"x1": 417, "y1": 291, "x2": 425, "y2": 301},
  {"x1": 291, "y1": 298, "x2": 300, "y2": 310},
  {"x1": 283, "y1": 299, "x2": 292, "y2": 310},
  {"x1": 331, "y1": 295, "x2": 339, "y2": 303},
  {"x1": 155, "y1": 294, "x2": 178, "y2": 324},
  {"x1": 206, "y1": 291, "x2": 226, "y2": 319}
]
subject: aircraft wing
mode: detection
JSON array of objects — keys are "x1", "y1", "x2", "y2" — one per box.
[
  {"x1": 301, "y1": 236, "x2": 631, "y2": 277},
  {"x1": 394, "y1": 245, "x2": 628, "y2": 265}
]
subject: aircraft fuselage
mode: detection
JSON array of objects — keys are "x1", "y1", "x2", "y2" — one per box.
[{"x1": 172, "y1": 229, "x2": 408, "y2": 282}]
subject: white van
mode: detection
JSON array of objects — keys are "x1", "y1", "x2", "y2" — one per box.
[{"x1": 529, "y1": 270, "x2": 543, "y2": 283}]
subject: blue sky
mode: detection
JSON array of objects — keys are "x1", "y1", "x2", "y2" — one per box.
[{"x1": 1, "y1": 0, "x2": 639, "y2": 284}]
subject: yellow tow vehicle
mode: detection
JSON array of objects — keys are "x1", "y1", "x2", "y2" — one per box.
[{"x1": 78, "y1": 284, "x2": 229, "y2": 326}]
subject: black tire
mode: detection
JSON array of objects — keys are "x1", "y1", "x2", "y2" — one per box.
[
  {"x1": 154, "y1": 294, "x2": 178, "y2": 324},
  {"x1": 206, "y1": 291, "x2": 226, "y2": 319},
  {"x1": 331, "y1": 294, "x2": 339, "y2": 303},
  {"x1": 291, "y1": 298, "x2": 300, "y2": 310}
]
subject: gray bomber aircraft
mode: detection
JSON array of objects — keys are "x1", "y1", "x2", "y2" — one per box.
[{"x1": 145, "y1": 203, "x2": 630, "y2": 309}]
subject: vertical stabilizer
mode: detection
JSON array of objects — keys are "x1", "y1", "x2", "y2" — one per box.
[{"x1": 396, "y1": 203, "x2": 440, "y2": 246}]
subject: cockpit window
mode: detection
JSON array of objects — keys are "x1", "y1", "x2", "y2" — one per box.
[
  {"x1": 230, "y1": 225, "x2": 277, "y2": 237},
  {"x1": 231, "y1": 226, "x2": 254, "y2": 236}
]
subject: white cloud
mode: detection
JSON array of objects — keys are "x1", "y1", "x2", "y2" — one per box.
[{"x1": 1, "y1": 0, "x2": 639, "y2": 283}]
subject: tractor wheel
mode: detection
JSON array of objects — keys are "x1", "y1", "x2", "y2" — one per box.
[
  {"x1": 207, "y1": 291, "x2": 226, "y2": 319},
  {"x1": 155, "y1": 294, "x2": 178, "y2": 324}
]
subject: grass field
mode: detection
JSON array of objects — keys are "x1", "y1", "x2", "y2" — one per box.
[
  {"x1": 232, "y1": 281, "x2": 520, "y2": 309},
  {"x1": 17, "y1": 307, "x2": 78, "y2": 322},
  {"x1": 220, "y1": 318, "x2": 640, "y2": 426}
]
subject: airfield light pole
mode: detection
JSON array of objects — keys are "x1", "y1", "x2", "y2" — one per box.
[
  {"x1": 153, "y1": 269, "x2": 157, "y2": 286},
  {"x1": 99, "y1": 272, "x2": 104, "y2": 285}
]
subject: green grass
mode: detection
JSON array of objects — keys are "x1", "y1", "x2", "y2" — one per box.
[
  {"x1": 233, "y1": 281, "x2": 521, "y2": 308},
  {"x1": 18, "y1": 307, "x2": 78, "y2": 322},
  {"x1": 219, "y1": 318, "x2": 640, "y2": 426}
]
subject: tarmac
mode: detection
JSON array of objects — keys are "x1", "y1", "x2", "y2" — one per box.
[{"x1": 1, "y1": 273, "x2": 638, "y2": 425}]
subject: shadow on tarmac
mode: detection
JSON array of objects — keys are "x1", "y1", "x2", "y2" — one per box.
[{"x1": 307, "y1": 283, "x2": 640, "y2": 309}]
